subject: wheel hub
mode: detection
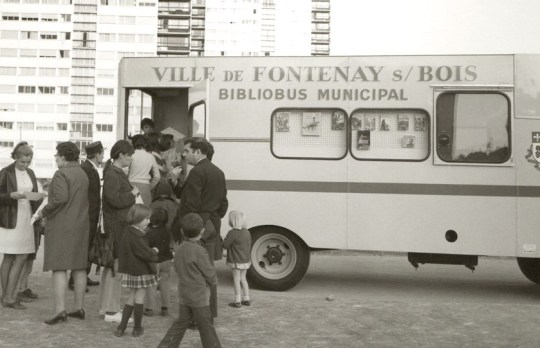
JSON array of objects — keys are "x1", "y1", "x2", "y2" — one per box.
[{"x1": 264, "y1": 245, "x2": 284, "y2": 265}]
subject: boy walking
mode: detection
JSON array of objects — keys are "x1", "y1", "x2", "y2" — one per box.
[{"x1": 158, "y1": 213, "x2": 221, "y2": 348}]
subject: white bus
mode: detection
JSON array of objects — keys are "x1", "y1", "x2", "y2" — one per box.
[{"x1": 117, "y1": 54, "x2": 540, "y2": 291}]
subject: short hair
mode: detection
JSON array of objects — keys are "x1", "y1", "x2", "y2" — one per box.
[
  {"x1": 110, "y1": 140, "x2": 134, "y2": 160},
  {"x1": 127, "y1": 204, "x2": 151, "y2": 225},
  {"x1": 145, "y1": 132, "x2": 160, "y2": 152},
  {"x1": 184, "y1": 138, "x2": 210, "y2": 155},
  {"x1": 150, "y1": 207, "x2": 168, "y2": 227},
  {"x1": 140, "y1": 118, "x2": 154, "y2": 129},
  {"x1": 56, "y1": 142, "x2": 80, "y2": 162},
  {"x1": 229, "y1": 210, "x2": 247, "y2": 229},
  {"x1": 11, "y1": 141, "x2": 33, "y2": 160},
  {"x1": 131, "y1": 134, "x2": 147, "y2": 150},
  {"x1": 159, "y1": 134, "x2": 174, "y2": 151},
  {"x1": 181, "y1": 213, "x2": 204, "y2": 238}
]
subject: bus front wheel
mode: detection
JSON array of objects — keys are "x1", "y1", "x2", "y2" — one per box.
[
  {"x1": 517, "y1": 257, "x2": 540, "y2": 284},
  {"x1": 247, "y1": 227, "x2": 310, "y2": 291}
]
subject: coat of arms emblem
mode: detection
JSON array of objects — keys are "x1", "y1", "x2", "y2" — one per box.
[{"x1": 525, "y1": 132, "x2": 540, "y2": 170}]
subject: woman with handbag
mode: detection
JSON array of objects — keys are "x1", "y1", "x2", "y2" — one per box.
[
  {"x1": 99, "y1": 140, "x2": 140, "y2": 323},
  {"x1": 38, "y1": 142, "x2": 90, "y2": 324},
  {"x1": 0, "y1": 142, "x2": 44, "y2": 309}
]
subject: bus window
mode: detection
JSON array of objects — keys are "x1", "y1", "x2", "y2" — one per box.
[
  {"x1": 350, "y1": 109, "x2": 430, "y2": 161},
  {"x1": 125, "y1": 89, "x2": 153, "y2": 138},
  {"x1": 436, "y1": 92, "x2": 510, "y2": 163},
  {"x1": 189, "y1": 101, "x2": 206, "y2": 138},
  {"x1": 271, "y1": 108, "x2": 347, "y2": 160}
]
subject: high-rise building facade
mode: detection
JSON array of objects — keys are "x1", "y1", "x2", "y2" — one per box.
[{"x1": 0, "y1": 0, "x2": 329, "y2": 177}]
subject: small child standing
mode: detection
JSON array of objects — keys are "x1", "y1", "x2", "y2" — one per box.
[
  {"x1": 144, "y1": 207, "x2": 174, "y2": 317},
  {"x1": 157, "y1": 213, "x2": 221, "y2": 348},
  {"x1": 222, "y1": 210, "x2": 252, "y2": 308},
  {"x1": 115, "y1": 204, "x2": 159, "y2": 338}
]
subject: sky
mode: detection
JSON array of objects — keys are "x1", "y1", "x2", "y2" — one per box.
[{"x1": 330, "y1": 0, "x2": 540, "y2": 55}]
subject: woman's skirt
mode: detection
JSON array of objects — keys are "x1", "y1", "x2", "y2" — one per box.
[{"x1": 121, "y1": 273, "x2": 159, "y2": 289}]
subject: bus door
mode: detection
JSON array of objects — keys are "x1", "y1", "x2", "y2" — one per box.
[{"x1": 188, "y1": 80, "x2": 210, "y2": 139}]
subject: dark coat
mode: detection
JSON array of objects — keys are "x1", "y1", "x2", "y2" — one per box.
[
  {"x1": 118, "y1": 226, "x2": 158, "y2": 276},
  {"x1": 174, "y1": 239, "x2": 217, "y2": 307},
  {"x1": 145, "y1": 225, "x2": 173, "y2": 263},
  {"x1": 178, "y1": 158, "x2": 228, "y2": 261},
  {"x1": 102, "y1": 164, "x2": 136, "y2": 258},
  {"x1": 42, "y1": 162, "x2": 89, "y2": 271},
  {"x1": 0, "y1": 162, "x2": 41, "y2": 229},
  {"x1": 80, "y1": 159, "x2": 101, "y2": 233}
]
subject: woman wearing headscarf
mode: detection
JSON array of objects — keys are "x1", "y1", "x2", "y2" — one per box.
[
  {"x1": 0, "y1": 141, "x2": 43, "y2": 309},
  {"x1": 38, "y1": 142, "x2": 89, "y2": 325}
]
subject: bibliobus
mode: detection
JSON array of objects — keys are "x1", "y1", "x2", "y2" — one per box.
[{"x1": 117, "y1": 54, "x2": 540, "y2": 290}]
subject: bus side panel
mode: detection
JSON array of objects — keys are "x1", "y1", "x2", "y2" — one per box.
[
  {"x1": 346, "y1": 193, "x2": 516, "y2": 255},
  {"x1": 515, "y1": 55, "x2": 540, "y2": 258}
]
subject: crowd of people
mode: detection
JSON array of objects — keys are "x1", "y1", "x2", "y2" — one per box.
[{"x1": 0, "y1": 118, "x2": 254, "y2": 348}]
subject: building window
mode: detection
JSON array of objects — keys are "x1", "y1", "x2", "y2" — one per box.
[
  {"x1": 41, "y1": 14, "x2": 58, "y2": 21},
  {"x1": 118, "y1": 16, "x2": 136, "y2": 25},
  {"x1": 21, "y1": 14, "x2": 39, "y2": 21},
  {"x1": 0, "y1": 85, "x2": 15, "y2": 93},
  {"x1": 18, "y1": 86, "x2": 36, "y2": 94},
  {"x1": 38, "y1": 86, "x2": 56, "y2": 94},
  {"x1": 57, "y1": 123, "x2": 68, "y2": 130},
  {"x1": 99, "y1": 33, "x2": 116, "y2": 41},
  {"x1": 96, "y1": 124, "x2": 113, "y2": 132},
  {"x1": 0, "y1": 49, "x2": 17, "y2": 57},
  {"x1": 1, "y1": 31, "x2": 18, "y2": 39},
  {"x1": 20, "y1": 31, "x2": 38, "y2": 39},
  {"x1": 97, "y1": 88, "x2": 114, "y2": 96},
  {"x1": 59, "y1": 86, "x2": 69, "y2": 94},
  {"x1": 0, "y1": 104, "x2": 15, "y2": 112},
  {"x1": 59, "y1": 50, "x2": 70, "y2": 58},
  {"x1": 19, "y1": 67, "x2": 36, "y2": 75},
  {"x1": 56, "y1": 105, "x2": 68, "y2": 113},
  {"x1": 60, "y1": 14, "x2": 71, "y2": 22},
  {"x1": 38, "y1": 68, "x2": 56, "y2": 76},
  {"x1": 58, "y1": 68, "x2": 70, "y2": 76},
  {"x1": 0, "y1": 67, "x2": 17, "y2": 75},
  {"x1": 18, "y1": 122, "x2": 34, "y2": 130},
  {"x1": 0, "y1": 141, "x2": 15, "y2": 147},
  {"x1": 118, "y1": 34, "x2": 136, "y2": 42},
  {"x1": 20, "y1": 49, "x2": 37, "y2": 57},
  {"x1": 39, "y1": 50, "x2": 56, "y2": 58},
  {"x1": 70, "y1": 122, "x2": 93, "y2": 138},
  {"x1": 37, "y1": 104, "x2": 55, "y2": 113},
  {"x1": 18, "y1": 104, "x2": 34, "y2": 112},
  {"x1": 0, "y1": 122, "x2": 14, "y2": 129},
  {"x1": 36, "y1": 123, "x2": 54, "y2": 131},
  {"x1": 2, "y1": 13, "x2": 19, "y2": 21}
]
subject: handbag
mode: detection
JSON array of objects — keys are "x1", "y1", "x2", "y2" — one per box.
[{"x1": 88, "y1": 210, "x2": 115, "y2": 276}]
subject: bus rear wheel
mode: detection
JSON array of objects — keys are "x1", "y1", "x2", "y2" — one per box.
[
  {"x1": 517, "y1": 257, "x2": 540, "y2": 284},
  {"x1": 247, "y1": 227, "x2": 310, "y2": 291}
]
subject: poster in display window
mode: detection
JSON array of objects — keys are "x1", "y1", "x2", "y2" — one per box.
[
  {"x1": 302, "y1": 112, "x2": 321, "y2": 136},
  {"x1": 331, "y1": 111, "x2": 345, "y2": 131},
  {"x1": 275, "y1": 112, "x2": 290, "y2": 132},
  {"x1": 357, "y1": 130, "x2": 370, "y2": 150}
]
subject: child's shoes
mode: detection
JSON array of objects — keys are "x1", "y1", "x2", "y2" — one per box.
[
  {"x1": 228, "y1": 301, "x2": 242, "y2": 308},
  {"x1": 241, "y1": 300, "x2": 251, "y2": 306},
  {"x1": 161, "y1": 307, "x2": 168, "y2": 316},
  {"x1": 132, "y1": 327, "x2": 144, "y2": 337},
  {"x1": 143, "y1": 308, "x2": 154, "y2": 317}
]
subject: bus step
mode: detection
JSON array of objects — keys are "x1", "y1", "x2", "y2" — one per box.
[{"x1": 408, "y1": 253, "x2": 478, "y2": 272}]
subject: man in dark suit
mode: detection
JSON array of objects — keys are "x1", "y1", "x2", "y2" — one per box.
[
  {"x1": 69, "y1": 141, "x2": 104, "y2": 290},
  {"x1": 178, "y1": 138, "x2": 228, "y2": 319}
]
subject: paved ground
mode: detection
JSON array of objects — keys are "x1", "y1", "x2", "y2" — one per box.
[{"x1": 2, "y1": 251, "x2": 540, "y2": 347}]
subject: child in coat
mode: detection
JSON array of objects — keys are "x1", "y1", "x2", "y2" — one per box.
[
  {"x1": 144, "y1": 207, "x2": 174, "y2": 317},
  {"x1": 157, "y1": 213, "x2": 221, "y2": 348},
  {"x1": 222, "y1": 210, "x2": 252, "y2": 308},
  {"x1": 115, "y1": 204, "x2": 159, "y2": 338}
]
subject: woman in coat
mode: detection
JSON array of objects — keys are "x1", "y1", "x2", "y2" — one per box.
[
  {"x1": 38, "y1": 142, "x2": 89, "y2": 324},
  {"x1": 99, "y1": 140, "x2": 139, "y2": 322},
  {"x1": 0, "y1": 142, "x2": 43, "y2": 309}
]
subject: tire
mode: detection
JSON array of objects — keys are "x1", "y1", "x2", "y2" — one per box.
[
  {"x1": 517, "y1": 257, "x2": 540, "y2": 284},
  {"x1": 247, "y1": 227, "x2": 310, "y2": 291}
]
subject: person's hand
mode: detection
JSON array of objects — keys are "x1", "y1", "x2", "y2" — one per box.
[
  {"x1": 131, "y1": 186, "x2": 140, "y2": 196},
  {"x1": 10, "y1": 191, "x2": 26, "y2": 200},
  {"x1": 152, "y1": 247, "x2": 159, "y2": 253}
]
